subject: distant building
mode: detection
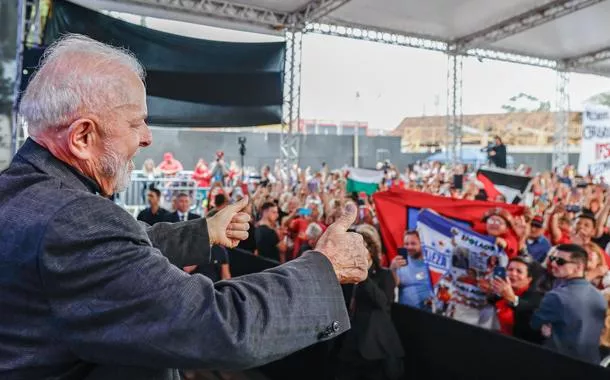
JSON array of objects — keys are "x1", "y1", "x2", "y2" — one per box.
[{"x1": 392, "y1": 111, "x2": 582, "y2": 151}]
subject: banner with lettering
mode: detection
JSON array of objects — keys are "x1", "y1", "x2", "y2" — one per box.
[
  {"x1": 416, "y1": 209, "x2": 508, "y2": 327},
  {"x1": 578, "y1": 104, "x2": 610, "y2": 177}
]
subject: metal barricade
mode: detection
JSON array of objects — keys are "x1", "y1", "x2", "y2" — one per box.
[{"x1": 116, "y1": 170, "x2": 209, "y2": 216}]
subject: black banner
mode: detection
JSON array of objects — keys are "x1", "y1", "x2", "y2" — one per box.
[{"x1": 19, "y1": 0, "x2": 285, "y2": 127}]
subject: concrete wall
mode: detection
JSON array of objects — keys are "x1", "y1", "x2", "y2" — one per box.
[
  {"x1": 135, "y1": 129, "x2": 578, "y2": 173},
  {"x1": 138, "y1": 129, "x2": 404, "y2": 170}
]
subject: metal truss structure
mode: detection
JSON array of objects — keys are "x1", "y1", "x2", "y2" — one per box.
[
  {"x1": 446, "y1": 52, "x2": 463, "y2": 166},
  {"x1": 280, "y1": 29, "x2": 303, "y2": 177},
  {"x1": 453, "y1": 0, "x2": 606, "y2": 50},
  {"x1": 11, "y1": 0, "x2": 44, "y2": 155},
  {"x1": 12, "y1": 0, "x2": 610, "y2": 166},
  {"x1": 552, "y1": 70, "x2": 571, "y2": 170}
]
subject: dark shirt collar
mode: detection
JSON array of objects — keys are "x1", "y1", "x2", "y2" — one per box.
[
  {"x1": 559, "y1": 277, "x2": 589, "y2": 286},
  {"x1": 15, "y1": 138, "x2": 102, "y2": 195}
]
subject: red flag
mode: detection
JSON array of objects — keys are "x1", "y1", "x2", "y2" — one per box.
[
  {"x1": 476, "y1": 172, "x2": 501, "y2": 201},
  {"x1": 373, "y1": 188, "x2": 524, "y2": 261}
]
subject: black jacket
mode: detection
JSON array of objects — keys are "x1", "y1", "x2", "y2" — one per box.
[
  {"x1": 340, "y1": 268, "x2": 404, "y2": 360},
  {"x1": 166, "y1": 211, "x2": 201, "y2": 223},
  {"x1": 491, "y1": 287, "x2": 544, "y2": 344}
]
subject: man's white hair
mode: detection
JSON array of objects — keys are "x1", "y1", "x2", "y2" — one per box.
[
  {"x1": 305, "y1": 223, "x2": 323, "y2": 240},
  {"x1": 19, "y1": 33, "x2": 145, "y2": 135}
]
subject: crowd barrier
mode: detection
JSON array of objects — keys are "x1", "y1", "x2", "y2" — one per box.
[
  {"x1": 117, "y1": 170, "x2": 208, "y2": 216},
  {"x1": 226, "y1": 249, "x2": 610, "y2": 380}
]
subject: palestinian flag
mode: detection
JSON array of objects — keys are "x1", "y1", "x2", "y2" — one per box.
[
  {"x1": 476, "y1": 167, "x2": 532, "y2": 204},
  {"x1": 346, "y1": 167, "x2": 384, "y2": 195}
]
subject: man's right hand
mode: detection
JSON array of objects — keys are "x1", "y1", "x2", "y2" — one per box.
[
  {"x1": 315, "y1": 203, "x2": 368, "y2": 284},
  {"x1": 390, "y1": 256, "x2": 407, "y2": 271}
]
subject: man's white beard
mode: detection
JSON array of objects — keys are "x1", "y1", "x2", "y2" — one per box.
[{"x1": 99, "y1": 145, "x2": 134, "y2": 194}]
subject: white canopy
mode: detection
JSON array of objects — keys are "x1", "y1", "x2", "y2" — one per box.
[{"x1": 71, "y1": 0, "x2": 610, "y2": 76}]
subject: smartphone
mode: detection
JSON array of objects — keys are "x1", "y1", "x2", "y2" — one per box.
[
  {"x1": 493, "y1": 266, "x2": 507, "y2": 280},
  {"x1": 297, "y1": 208, "x2": 312, "y2": 216},
  {"x1": 397, "y1": 248, "x2": 409, "y2": 264}
]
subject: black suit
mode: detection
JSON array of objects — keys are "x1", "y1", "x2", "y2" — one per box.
[
  {"x1": 166, "y1": 211, "x2": 201, "y2": 223},
  {"x1": 513, "y1": 288, "x2": 545, "y2": 344},
  {"x1": 339, "y1": 267, "x2": 404, "y2": 380}
]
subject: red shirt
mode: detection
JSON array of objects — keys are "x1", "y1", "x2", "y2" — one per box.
[
  {"x1": 496, "y1": 286, "x2": 528, "y2": 336},
  {"x1": 192, "y1": 166, "x2": 211, "y2": 188},
  {"x1": 289, "y1": 218, "x2": 326, "y2": 259}
]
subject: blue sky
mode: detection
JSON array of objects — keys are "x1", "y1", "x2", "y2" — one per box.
[{"x1": 112, "y1": 12, "x2": 610, "y2": 131}]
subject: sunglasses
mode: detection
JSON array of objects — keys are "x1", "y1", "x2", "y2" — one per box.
[{"x1": 548, "y1": 256, "x2": 576, "y2": 266}]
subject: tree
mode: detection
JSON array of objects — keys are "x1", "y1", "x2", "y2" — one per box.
[
  {"x1": 587, "y1": 92, "x2": 610, "y2": 107},
  {"x1": 501, "y1": 92, "x2": 551, "y2": 113}
]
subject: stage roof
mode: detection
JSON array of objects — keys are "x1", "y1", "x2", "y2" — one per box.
[{"x1": 70, "y1": 0, "x2": 610, "y2": 76}]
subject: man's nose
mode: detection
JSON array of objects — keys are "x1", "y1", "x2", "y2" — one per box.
[{"x1": 140, "y1": 125, "x2": 152, "y2": 147}]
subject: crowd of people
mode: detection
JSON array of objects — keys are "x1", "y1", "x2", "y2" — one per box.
[{"x1": 134, "y1": 148, "x2": 610, "y2": 375}]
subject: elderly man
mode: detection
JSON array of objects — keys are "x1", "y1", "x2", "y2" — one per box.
[{"x1": 0, "y1": 34, "x2": 368, "y2": 379}]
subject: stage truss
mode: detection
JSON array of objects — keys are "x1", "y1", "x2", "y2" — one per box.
[{"x1": 14, "y1": 0, "x2": 610, "y2": 170}]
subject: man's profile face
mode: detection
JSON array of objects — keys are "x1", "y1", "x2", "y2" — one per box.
[
  {"x1": 550, "y1": 251, "x2": 581, "y2": 279},
  {"x1": 266, "y1": 206, "x2": 279, "y2": 223},
  {"x1": 147, "y1": 191, "x2": 159, "y2": 207},
  {"x1": 176, "y1": 196, "x2": 190, "y2": 213},
  {"x1": 95, "y1": 71, "x2": 150, "y2": 195}
]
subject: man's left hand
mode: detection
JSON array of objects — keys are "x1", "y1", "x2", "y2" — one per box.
[{"x1": 207, "y1": 196, "x2": 251, "y2": 248}]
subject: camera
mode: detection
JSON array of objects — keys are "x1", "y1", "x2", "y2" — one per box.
[{"x1": 238, "y1": 137, "x2": 247, "y2": 157}]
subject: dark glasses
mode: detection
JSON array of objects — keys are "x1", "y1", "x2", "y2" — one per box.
[{"x1": 548, "y1": 256, "x2": 575, "y2": 266}]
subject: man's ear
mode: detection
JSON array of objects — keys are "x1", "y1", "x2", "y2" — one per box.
[{"x1": 67, "y1": 118, "x2": 101, "y2": 160}]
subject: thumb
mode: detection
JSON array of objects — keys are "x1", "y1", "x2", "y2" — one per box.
[
  {"x1": 331, "y1": 203, "x2": 357, "y2": 231},
  {"x1": 226, "y1": 196, "x2": 249, "y2": 214}
]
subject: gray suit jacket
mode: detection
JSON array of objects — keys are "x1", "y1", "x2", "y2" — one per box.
[
  {"x1": 531, "y1": 278, "x2": 607, "y2": 364},
  {"x1": 0, "y1": 139, "x2": 349, "y2": 379}
]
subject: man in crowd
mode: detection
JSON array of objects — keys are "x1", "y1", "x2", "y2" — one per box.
[
  {"x1": 167, "y1": 192, "x2": 200, "y2": 222},
  {"x1": 137, "y1": 186, "x2": 170, "y2": 225},
  {"x1": 0, "y1": 34, "x2": 369, "y2": 379},
  {"x1": 255, "y1": 202, "x2": 286, "y2": 262},
  {"x1": 487, "y1": 135, "x2": 507, "y2": 169},
  {"x1": 531, "y1": 244, "x2": 607, "y2": 364},
  {"x1": 157, "y1": 152, "x2": 183, "y2": 176},
  {"x1": 526, "y1": 215, "x2": 551, "y2": 263},
  {"x1": 298, "y1": 223, "x2": 325, "y2": 257},
  {"x1": 390, "y1": 230, "x2": 434, "y2": 310},
  {"x1": 572, "y1": 211, "x2": 597, "y2": 246},
  {"x1": 207, "y1": 193, "x2": 228, "y2": 217}
]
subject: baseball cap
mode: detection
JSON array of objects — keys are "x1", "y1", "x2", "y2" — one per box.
[{"x1": 531, "y1": 215, "x2": 544, "y2": 228}]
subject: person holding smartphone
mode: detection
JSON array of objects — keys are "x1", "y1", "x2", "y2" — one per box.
[
  {"x1": 389, "y1": 230, "x2": 434, "y2": 311},
  {"x1": 488, "y1": 257, "x2": 544, "y2": 344}
]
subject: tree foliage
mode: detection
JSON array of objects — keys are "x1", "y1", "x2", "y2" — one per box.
[
  {"x1": 587, "y1": 92, "x2": 610, "y2": 107},
  {"x1": 501, "y1": 92, "x2": 551, "y2": 113}
]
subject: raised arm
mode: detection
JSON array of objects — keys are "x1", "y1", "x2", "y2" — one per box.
[{"x1": 41, "y1": 197, "x2": 351, "y2": 370}]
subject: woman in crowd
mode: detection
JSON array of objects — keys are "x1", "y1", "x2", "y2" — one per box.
[
  {"x1": 481, "y1": 208, "x2": 520, "y2": 259},
  {"x1": 139, "y1": 158, "x2": 159, "y2": 204},
  {"x1": 489, "y1": 257, "x2": 544, "y2": 344},
  {"x1": 585, "y1": 242, "x2": 610, "y2": 290},
  {"x1": 338, "y1": 224, "x2": 404, "y2": 380}
]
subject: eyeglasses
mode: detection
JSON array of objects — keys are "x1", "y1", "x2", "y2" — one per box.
[
  {"x1": 548, "y1": 256, "x2": 576, "y2": 266},
  {"x1": 486, "y1": 218, "x2": 506, "y2": 225}
]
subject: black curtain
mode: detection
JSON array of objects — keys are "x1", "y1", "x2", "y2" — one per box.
[{"x1": 19, "y1": 0, "x2": 285, "y2": 127}]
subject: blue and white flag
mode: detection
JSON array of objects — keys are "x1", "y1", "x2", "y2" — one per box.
[{"x1": 416, "y1": 209, "x2": 507, "y2": 327}]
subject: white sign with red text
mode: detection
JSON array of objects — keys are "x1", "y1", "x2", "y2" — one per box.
[{"x1": 579, "y1": 104, "x2": 610, "y2": 177}]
